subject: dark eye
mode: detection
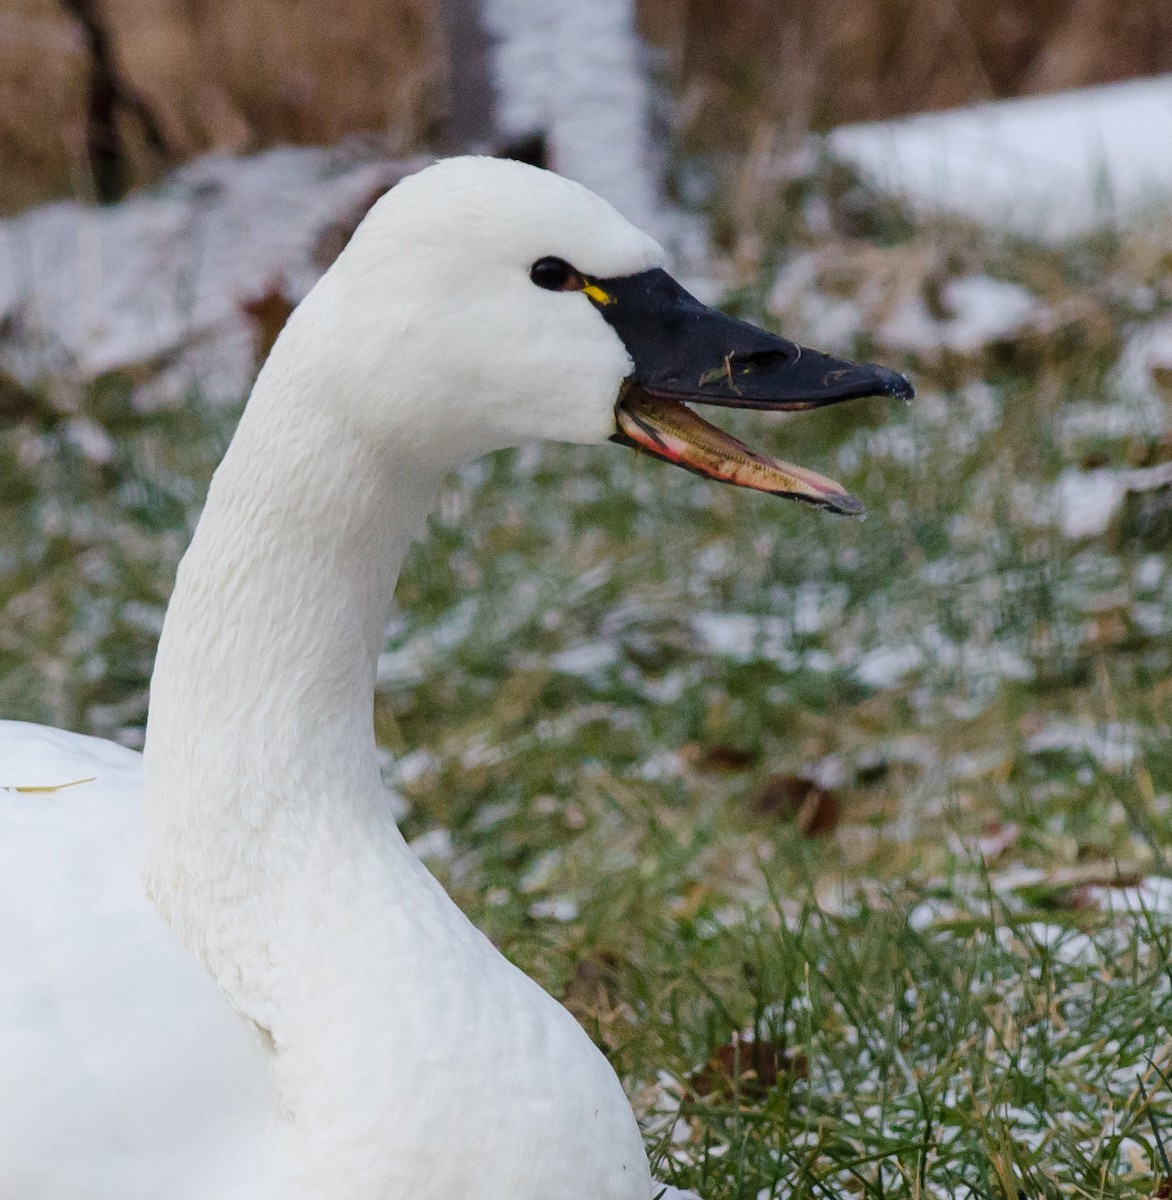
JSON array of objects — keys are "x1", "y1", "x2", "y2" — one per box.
[{"x1": 530, "y1": 256, "x2": 584, "y2": 292}]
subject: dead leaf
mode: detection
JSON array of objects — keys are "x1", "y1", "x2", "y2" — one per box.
[
  {"x1": 241, "y1": 280, "x2": 294, "y2": 359},
  {"x1": 562, "y1": 952, "x2": 620, "y2": 1025},
  {"x1": 750, "y1": 774, "x2": 840, "y2": 836},
  {"x1": 688, "y1": 1034, "x2": 806, "y2": 1100},
  {"x1": 683, "y1": 743, "x2": 757, "y2": 773}
]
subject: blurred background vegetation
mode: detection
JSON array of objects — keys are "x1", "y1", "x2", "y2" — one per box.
[
  {"x1": 3, "y1": 2, "x2": 1172, "y2": 1196},
  {"x1": 3, "y1": 0, "x2": 1172, "y2": 212}
]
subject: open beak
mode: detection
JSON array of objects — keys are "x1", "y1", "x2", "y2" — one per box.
[{"x1": 588, "y1": 268, "x2": 913, "y2": 515}]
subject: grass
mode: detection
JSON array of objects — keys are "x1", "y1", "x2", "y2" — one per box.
[{"x1": 2, "y1": 165, "x2": 1171, "y2": 1197}]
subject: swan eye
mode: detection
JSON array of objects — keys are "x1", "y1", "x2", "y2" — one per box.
[{"x1": 530, "y1": 256, "x2": 583, "y2": 292}]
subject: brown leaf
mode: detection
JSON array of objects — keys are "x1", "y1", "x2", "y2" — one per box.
[
  {"x1": 683, "y1": 742, "x2": 757, "y2": 773},
  {"x1": 750, "y1": 774, "x2": 840, "y2": 836},
  {"x1": 241, "y1": 281, "x2": 294, "y2": 359},
  {"x1": 0, "y1": 372, "x2": 49, "y2": 426},
  {"x1": 562, "y1": 952, "x2": 620, "y2": 1026},
  {"x1": 688, "y1": 1034, "x2": 807, "y2": 1100}
]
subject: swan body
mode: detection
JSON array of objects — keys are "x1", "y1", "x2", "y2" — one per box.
[
  {"x1": 0, "y1": 724, "x2": 273, "y2": 1200},
  {"x1": 1, "y1": 158, "x2": 657, "y2": 1200},
  {"x1": 0, "y1": 156, "x2": 908, "y2": 1198}
]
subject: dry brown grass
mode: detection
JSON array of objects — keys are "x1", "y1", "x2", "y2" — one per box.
[
  {"x1": 3, "y1": 0, "x2": 1171, "y2": 214},
  {"x1": 637, "y1": 0, "x2": 1172, "y2": 151},
  {"x1": 0, "y1": 1, "x2": 90, "y2": 211},
  {"x1": 0, "y1": 0, "x2": 443, "y2": 213}
]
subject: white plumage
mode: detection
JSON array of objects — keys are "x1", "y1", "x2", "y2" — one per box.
[
  {"x1": 0, "y1": 158, "x2": 678, "y2": 1200},
  {"x1": 0, "y1": 723, "x2": 272, "y2": 1200}
]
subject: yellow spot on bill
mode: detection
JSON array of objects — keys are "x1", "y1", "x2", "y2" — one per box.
[{"x1": 582, "y1": 282, "x2": 612, "y2": 305}]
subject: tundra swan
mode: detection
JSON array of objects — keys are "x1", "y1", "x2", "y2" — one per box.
[{"x1": 0, "y1": 156, "x2": 910, "y2": 1200}]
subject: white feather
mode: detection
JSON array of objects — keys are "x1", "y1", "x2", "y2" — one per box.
[{"x1": 0, "y1": 158, "x2": 676, "y2": 1200}]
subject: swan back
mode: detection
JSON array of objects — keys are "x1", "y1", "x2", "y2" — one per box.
[{"x1": 0, "y1": 724, "x2": 273, "y2": 1200}]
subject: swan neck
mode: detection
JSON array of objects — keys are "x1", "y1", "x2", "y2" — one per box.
[{"x1": 141, "y1": 347, "x2": 438, "y2": 1004}]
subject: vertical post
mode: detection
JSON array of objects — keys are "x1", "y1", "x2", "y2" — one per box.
[
  {"x1": 478, "y1": 0, "x2": 662, "y2": 230},
  {"x1": 438, "y1": 0, "x2": 497, "y2": 153}
]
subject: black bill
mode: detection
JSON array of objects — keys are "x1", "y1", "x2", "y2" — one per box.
[{"x1": 588, "y1": 267, "x2": 913, "y2": 515}]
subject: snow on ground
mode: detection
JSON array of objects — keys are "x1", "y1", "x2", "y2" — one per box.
[
  {"x1": 1023, "y1": 719, "x2": 1139, "y2": 771},
  {"x1": 1088, "y1": 874, "x2": 1172, "y2": 916},
  {"x1": 1116, "y1": 314, "x2": 1172, "y2": 403},
  {"x1": 0, "y1": 146, "x2": 419, "y2": 409},
  {"x1": 1055, "y1": 462, "x2": 1172, "y2": 539},
  {"x1": 828, "y1": 73, "x2": 1172, "y2": 238},
  {"x1": 881, "y1": 274, "x2": 1043, "y2": 356}
]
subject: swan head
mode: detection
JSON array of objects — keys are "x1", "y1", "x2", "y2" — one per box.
[{"x1": 309, "y1": 156, "x2": 912, "y2": 514}]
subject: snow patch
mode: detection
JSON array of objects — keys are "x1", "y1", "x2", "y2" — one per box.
[
  {"x1": 1025, "y1": 720, "x2": 1139, "y2": 770},
  {"x1": 1087, "y1": 874, "x2": 1172, "y2": 916},
  {"x1": 1055, "y1": 462, "x2": 1172, "y2": 539},
  {"x1": 829, "y1": 73, "x2": 1172, "y2": 238},
  {"x1": 883, "y1": 275, "x2": 1042, "y2": 356},
  {"x1": 408, "y1": 827, "x2": 454, "y2": 863},
  {"x1": 1116, "y1": 315, "x2": 1172, "y2": 401},
  {"x1": 528, "y1": 897, "x2": 579, "y2": 921},
  {"x1": 0, "y1": 146, "x2": 419, "y2": 409},
  {"x1": 691, "y1": 612, "x2": 797, "y2": 668},
  {"x1": 855, "y1": 643, "x2": 924, "y2": 689},
  {"x1": 548, "y1": 641, "x2": 620, "y2": 676}
]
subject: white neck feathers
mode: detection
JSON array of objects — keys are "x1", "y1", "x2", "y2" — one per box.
[
  {"x1": 131, "y1": 166, "x2": 661, "y2": 1199},
  {"x1": 141, "y1": 306, "x2": 440, "y2": 1078}
]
